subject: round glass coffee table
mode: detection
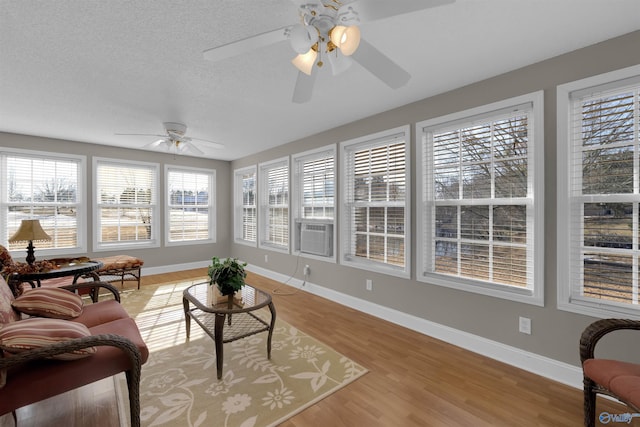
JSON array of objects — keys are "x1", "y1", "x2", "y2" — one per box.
[{"x1": 182, "y1": 282, "x2": 276, "y2": 379}]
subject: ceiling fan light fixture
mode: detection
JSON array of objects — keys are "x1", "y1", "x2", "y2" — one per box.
[
  {"x1": 174, "y1": 140, "x2": 186, "y2": 153},
  {"x1": 289, "y1": 24, "x2": 317, "y2": 54},
  {"x1": 292, "y1": 48, "x2": 318, "y2": 75},
  {"x1": 330, "y1": 25, "x2": 360, "y2": 56},
  {"x1": 330, "y1": 25, "x2": 346, "y2": 46}
]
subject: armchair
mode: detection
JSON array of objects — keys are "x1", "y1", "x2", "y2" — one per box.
[
  {"x1": 580, "y1": 318, "x2": 640, "y2": 427},
  {"x1": 0, "y1": 274, "x2": 148, "y2": 427}
]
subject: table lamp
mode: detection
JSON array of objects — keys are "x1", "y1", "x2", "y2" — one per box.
[{"x1": 9, "y1": 219, "x2": 52, "y2": 266}]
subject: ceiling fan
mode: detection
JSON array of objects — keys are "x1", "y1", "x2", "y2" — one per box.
[
  {"x1": 203, "y1": 0, "x2": 454, "y2": 103},
  {"x1": 116, "y1": 122, "x2": 224, "y2": 156}
]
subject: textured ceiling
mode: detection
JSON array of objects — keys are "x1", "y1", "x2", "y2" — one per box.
[{"x1": 1, "y1": 0, "x2": 639, "y2": 161}]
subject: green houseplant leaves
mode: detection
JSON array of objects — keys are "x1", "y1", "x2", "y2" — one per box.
[{"x1": 207, "y1": 257, "x2": 247, "y2": 296}]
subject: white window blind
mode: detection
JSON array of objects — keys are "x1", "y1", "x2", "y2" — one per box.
[
  {"x1": 292, "y1": 146, "x2": 336, "y2": 258},
  {"x1": 341, "y1": 128, "x2": 409, "y2": 275},
  {"x1": 293, "y1": 147, "x2": 335, "y2": 220},
  {"x1": 259, "y1": 158, "x2": 289, "y2": 251},
  {"x1": 234, "y1": 166, "x2": 257, "y2": 244},
  {"x1": 418, "y1": 92, "x2": 544, "y2": 304},
  {"x1": 94, "y1": 158, "x2": 158, "y2": 249},
  {"x1": 565, "y1": 77, "x2": 640, "y2": 313},
  {"x1": 166, "y1": 167, "x2": 214, "y2": 244},
  {"x1": 1, "y1": 150, "x2": 84, "y2": 253}
]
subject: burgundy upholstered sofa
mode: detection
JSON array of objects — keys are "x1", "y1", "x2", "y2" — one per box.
[{"x1": 0, "y1": 275, "x2": 148, "y2": 427}]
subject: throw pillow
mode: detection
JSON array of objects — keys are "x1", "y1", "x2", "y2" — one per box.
[
  {"x1": 0, "y1": 276, "x2": 20, "y2": 324},
  {"x1": 12, "y1": 288, "x2": 84, "y2": 319},
  {"x1": 0, "y1": 317, "x2": 96, "y2": 360}
]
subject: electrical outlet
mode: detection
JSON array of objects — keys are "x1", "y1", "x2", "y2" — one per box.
[
  {"x1": 366, "y1": 279, "x2": 372, "y2": 291},
  {"x1": 304, "y1": 265, "x2": 310, "y2": 276},
  {"x1": 519, "y1": 316, "x2": 531, "y2": 335},
  {"x1": 264, "y1": 254, "x2": 268, "y2": 263}
]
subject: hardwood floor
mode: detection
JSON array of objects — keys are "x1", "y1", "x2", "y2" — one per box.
[{"x1": 1, "y1": 268, "x2": 632, "y2": 426}]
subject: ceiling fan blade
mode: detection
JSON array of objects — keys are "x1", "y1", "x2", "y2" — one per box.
[
  {"x1": 292, "y1": 69, "x2": 317, "y2": 104},
  {"x1": 143, "y1": 138, "x2": 169, "y2": 149},
  {"x1": 115, "y1": 133, "x2": 165, "y2": 138},
  {"x1": 327, "y1": 50, "x2": 354, "y2": 76},
  {"x1": 183, "y1": 141, "x2": 205, "y2": 156},
  {"x1": 338, "y1": 0, "x2": 454, "y2": 25},
  {"x1": 203, "y1": 26, "x2": 291, "y2": 62},
  {"x1": 289, "y1": 0, "x2": 322, "y2": 8},
  {"x1": 351, "y1": 39, "x2": 410, "y2": 89},
  {"x1": 189, "y1": 137, "x2": 225, "y2": 149}
]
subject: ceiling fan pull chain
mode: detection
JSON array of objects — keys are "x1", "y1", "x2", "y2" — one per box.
[{"x1": 317, "y1": 41, "x2": 324, "y2": 68}]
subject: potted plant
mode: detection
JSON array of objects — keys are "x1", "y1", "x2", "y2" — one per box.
[{"x1": 207, "y1": 256, "x2": 247, "y2": 296}]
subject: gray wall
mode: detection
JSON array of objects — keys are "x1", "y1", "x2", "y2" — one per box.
[
  {"x1": 3, "y1": 31, "x2": 639, "y2": 369},
  {"x1": 230, "y1": 30, "x2": 640, "y2": 367},
  {"x1": 0, "y1": 132, "x2": 231, "y2": 268}
]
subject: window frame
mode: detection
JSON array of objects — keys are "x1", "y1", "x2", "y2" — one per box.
[
  {"x1": 291, "y1": 144, "x2": 337, "y2": 261},
  {"x1": 557, "y1": 64, "x2": 640, "y2": 319},
  {"x1": 93, "y1": 157, "x2": 160, "y2": 252},
  {"x1": 258, "y1": 157, "x2": 290, "y2": 253},
  {"x1": 164, "y1": 164, "x2": 216, "y2": 247},
  {"x1": 339, "y1": 125, "x2": 411, "y2": 278},
  {"x1": 416, "y1": 91, "x2": 545, "y2": 306},
  {"x1": 233, "y1": 165, "x2": 258, "y2": 247},
  {"x1": 1, "y1": 147, "x2": 87, "y2": 257}
]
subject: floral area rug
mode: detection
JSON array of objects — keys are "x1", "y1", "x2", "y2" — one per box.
[{"x1": 116, "y1": 279, "x2": 368, "y2": 427}]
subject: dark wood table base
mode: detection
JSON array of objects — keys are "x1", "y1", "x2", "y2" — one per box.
[{"x1": 183, "y1": 283, "x2": 276, "y2": 379}]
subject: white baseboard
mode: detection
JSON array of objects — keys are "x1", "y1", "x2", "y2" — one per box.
[
  {"x1": 246, "y1": 264, "x2": 584, "y2": 390},
  {"x1": 142, "y1": 260, "x2": 210, "y2": 277}
]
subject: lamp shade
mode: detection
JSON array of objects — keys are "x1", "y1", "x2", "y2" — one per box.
[
  {"x1": 330, "y1": 25, "x2": 360, "y2": 56},
  {"x1": 9, "y1": 219, "x2": 52, "y2": 243},
  {"x1": 291, "y1": 48, "x2": 318, "y2": 76}
]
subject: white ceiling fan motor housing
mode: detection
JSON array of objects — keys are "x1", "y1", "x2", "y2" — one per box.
[{"x1": 163, "y1": 122, "x2": 187, "y2": 139}]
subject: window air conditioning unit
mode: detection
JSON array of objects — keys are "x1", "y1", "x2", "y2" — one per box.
[{"x1": 300, "y1": 221, "x2": 332, "y2": 257}]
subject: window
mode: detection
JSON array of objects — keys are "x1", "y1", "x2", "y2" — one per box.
[
  {"x1": 292, "y1": 145, "x2": 336, "y2": 259},
  {"x1": 341, "y1": 126, "x2": 410, "y2": 277},
  {"x1": 1, "y1": 148, "x2": 85, "y2": 255},
  {"x1": 417, "y1": 92, "x2": 544, "y2": 305},
  {"x1": 233, "y1": 166, "x2": 257, "y2": 246},
  {"x1": 258, "y1": 157, "x2": 289, "y2": 252},
  {"x1": 557, "y1": 65, "x2": 640, "y2": 318},
  {"x1": 165, "y1": 166, "x2": 215, "y2": 246},
  {"x1": 93, "y1": 158, "x2": 159, "y2": 251}
]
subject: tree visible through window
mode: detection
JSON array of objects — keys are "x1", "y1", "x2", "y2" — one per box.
[
  {"x1": 561, "y1": 78, "x2": 640, "y2": 313},
  {"x1": 341, "y1": 127, "x2": 409, "y2": 276},
  {"x1": 430, "y1": 115, "x2": 529, "y2": 287},
  {"x1": 1, "y1": 150, "x2": 83, "y2": 252},
  {"x1": 94, "y1": 158, "x2": 158, "y2": 249},
  {"x1": 418, "y1": 92, "x2": 544, "y2": 304}
]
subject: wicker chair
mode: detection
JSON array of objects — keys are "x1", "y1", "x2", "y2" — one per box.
[
  {"x1": 0, "y1": 276, "x2": 148, "y2": 427},
  {"x1": 580, "y1": 319, "x2": 640, "y2": 427}
]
